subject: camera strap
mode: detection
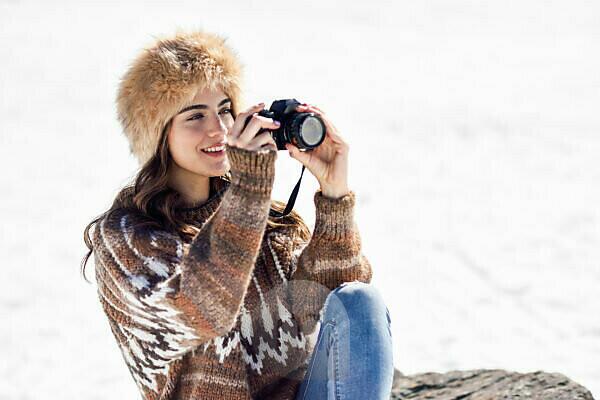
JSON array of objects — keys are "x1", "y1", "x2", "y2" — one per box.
[{"x1": 269, "y1": 165, "x2": 306, "y2": 218}]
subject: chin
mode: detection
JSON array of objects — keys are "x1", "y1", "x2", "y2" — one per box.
[
  {"x1": 180, "y1": 153, "x2": 229, "y2": 177},
  {"x1": 202, "y1": 164, "x2": 230, "y2": 178}
]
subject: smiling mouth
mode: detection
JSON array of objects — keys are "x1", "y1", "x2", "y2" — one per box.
[
  {"x1": 200, "y1": 146, "x2": 225, "y2": 157},
  {"x1": 200, "y1": 142, "x2": 226, "y2": 152}
]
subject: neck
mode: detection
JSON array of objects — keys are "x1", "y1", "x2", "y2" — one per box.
[{"x1": 168, "y1": 165, "x2": 212, "y2": 208}]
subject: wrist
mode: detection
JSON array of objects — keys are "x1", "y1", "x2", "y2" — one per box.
[
  {"x1": 319, "y1": 185, "x2": 350, "y2": 200},
  {"x1": 225, "y1": 144, "x2": 276, "y2": 196}
]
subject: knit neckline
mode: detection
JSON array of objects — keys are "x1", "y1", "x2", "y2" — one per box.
[{"x1": 172, "y1": 176, "x2": 230, "y2": 223}]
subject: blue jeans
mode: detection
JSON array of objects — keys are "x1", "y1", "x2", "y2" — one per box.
[{"x1": 295, "y1": 281, "x2": 394, "y2": 400}]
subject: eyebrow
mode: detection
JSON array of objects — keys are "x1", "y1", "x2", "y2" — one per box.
[{"x1": 177, "y1": 98, "x2": 231, "y2": 115}]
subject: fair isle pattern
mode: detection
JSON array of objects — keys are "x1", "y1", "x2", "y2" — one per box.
[
  {"x1": 95, "y1": 213, "x2": 204, "y2": 394},
  {"x1": 92, "y1": 144, "x2": 373, "y2": 400},
  {"x1": 192, "y1": 232, "x2": 310, "y2": 375}
]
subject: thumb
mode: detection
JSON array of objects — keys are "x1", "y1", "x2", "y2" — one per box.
[{"x1": 286, "y1": 143, "x2": 310, "y2": 165}]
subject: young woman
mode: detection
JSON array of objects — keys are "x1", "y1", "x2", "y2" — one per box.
[{"x1": 81, "y1": 29, "x2": 394, "y2": 400}]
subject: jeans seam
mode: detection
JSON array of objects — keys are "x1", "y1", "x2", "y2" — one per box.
[
  {"x1": 300, "y1": 320, "x2": 335, "y2": 400},
  {"x1": 330, "y1": 320, "x2": 341, "y2": 400}
]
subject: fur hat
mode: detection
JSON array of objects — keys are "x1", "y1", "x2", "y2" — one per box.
[{"x1": 116, "y1": 29, "x2": 245, "y2": 166}]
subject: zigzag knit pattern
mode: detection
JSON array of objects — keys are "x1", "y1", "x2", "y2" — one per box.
[{"x1": 91, "y1": 144, "x2": 373, "y2": 400}]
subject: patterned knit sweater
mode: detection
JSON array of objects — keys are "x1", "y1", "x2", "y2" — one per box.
[{"x1": 91, "y1": 144, "x2": 373, "y2": 400}]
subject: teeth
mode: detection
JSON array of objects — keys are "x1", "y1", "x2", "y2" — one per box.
[{"x1": 202, "y1": 144, "x2": 225, "y2": 153}]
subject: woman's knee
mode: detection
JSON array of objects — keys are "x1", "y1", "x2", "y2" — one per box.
[{"x1": 329, "y1": 281, "x2": 388, "y2": 317}]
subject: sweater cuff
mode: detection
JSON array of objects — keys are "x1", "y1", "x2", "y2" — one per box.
[
  {"x1": 313, "y1": 190, "x2": 356, "y2": 240},
  {"x1": 226, "y1": 144, "x2": 277, "y2": 197}
]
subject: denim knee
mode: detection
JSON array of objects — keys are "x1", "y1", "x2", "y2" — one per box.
[{"x1": 325, "y1": 281, "x2": 389, "y2": 322}]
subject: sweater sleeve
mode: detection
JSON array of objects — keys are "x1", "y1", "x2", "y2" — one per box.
[
  {"x1": 92, "y1": 144, "x2": 276, "y2": 374},
  {"x1": 285, "y1": 189, "x2": 373, "y2": 334}
]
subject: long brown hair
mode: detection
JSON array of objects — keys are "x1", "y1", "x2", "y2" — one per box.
[{"x1": 81, "y1": 117, "x2": 311, "y2": 284}]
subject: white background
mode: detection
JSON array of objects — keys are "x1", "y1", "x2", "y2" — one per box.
[{"x1": 1, "y1": 0, "x2": 598, "y2": 398}]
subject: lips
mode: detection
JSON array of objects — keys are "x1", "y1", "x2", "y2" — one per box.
[{"x1": 201, "y1": 141, "x2": 226, "y2": 151}]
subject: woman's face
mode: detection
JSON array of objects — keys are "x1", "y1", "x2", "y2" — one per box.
[{"x1": 167, "y1": 86, "x2": 234, "y2": 178}]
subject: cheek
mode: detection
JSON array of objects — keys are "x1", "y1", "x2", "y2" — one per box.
[{"x1": 168, "y1": 128, "x2": 198, "y2": 160}]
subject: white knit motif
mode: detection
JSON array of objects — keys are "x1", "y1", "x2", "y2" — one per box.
[
  {"x1": 239, "y1": 304, "x2": 254, "y2": 345},
  {"x1": 200, "y1": 232, "x2": 308, "y2": 374},
  {"x1": 99, "y1": 219, "x2": 309, "y2": 395},
  {"x1": 97, "y1": 215, "x2": 205, "y2": 394}
]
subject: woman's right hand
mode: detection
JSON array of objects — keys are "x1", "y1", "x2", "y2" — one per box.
[{"x1": 227, "y1": 103, "x2": 280, "y2": 152}]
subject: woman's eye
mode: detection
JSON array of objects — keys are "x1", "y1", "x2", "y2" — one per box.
[{"x1": 188, "y1": 109, "x2": 231, "y2": 121}]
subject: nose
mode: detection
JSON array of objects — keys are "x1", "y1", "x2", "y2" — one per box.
[{"x1": 207, "y1": 114, "x2": 228, "y2": 137}]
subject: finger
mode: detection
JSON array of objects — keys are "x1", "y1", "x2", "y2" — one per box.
[
  {"x1": 297, "y1": 104, "x2": 329, "y2": 125},
  {"x1": 305, "y1": 104, "x2": 325, "y2": 114},
  {"x1": 247, "y1": 131, "x2": 277, "y2": 151},
  {"x1": 263, "y1": 142, "x2": 277, "y2": 151},
  {"x1": 286, "y1": 143, "x2": 327, "y2": 173},
  {"x1": 285, "y1": 143, "x2": 310, "y2": 164},
  {"x1": 229, "y1": 103, "x2": 266, "y2": 139},
  {"x1": 298, "y1": 105, "x2": 345, "y2": 144},
  {"x1": 237, "y1": 113, "x2": 280, "y2": 146},
  {"x1": 298, "y1": 103, "x2": 325, "y2": 115}
]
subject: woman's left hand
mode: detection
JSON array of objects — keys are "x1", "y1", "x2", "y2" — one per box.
[{"x1": 285, "y1": 103, "x2": 350, "y2": 199}]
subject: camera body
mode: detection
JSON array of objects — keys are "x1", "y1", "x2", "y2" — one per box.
[{"x1": 243, "y1": 99, "x2": 326, "y2": 151}]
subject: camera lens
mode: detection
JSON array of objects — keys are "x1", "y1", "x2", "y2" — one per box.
[{"x1": 300, "y1": 116, "x2": 325, "y2": 146}]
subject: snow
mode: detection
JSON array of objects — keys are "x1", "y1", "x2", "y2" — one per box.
[{"x1": 1, "y1": 0, "x2": 598, "y2": 397}]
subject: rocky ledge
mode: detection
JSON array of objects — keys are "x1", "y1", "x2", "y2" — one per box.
[{"x1": 389, "y1": 368, "x2": 595, "y2": 399}]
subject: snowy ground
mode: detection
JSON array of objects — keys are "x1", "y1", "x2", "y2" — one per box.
[{"x1": 1, "y1": 0, "x2": 598, "y2": 398}]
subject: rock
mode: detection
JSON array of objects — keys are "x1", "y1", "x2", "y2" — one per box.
[{"x1": 389, "y1": 368, "x2": 595, "y2": 399}]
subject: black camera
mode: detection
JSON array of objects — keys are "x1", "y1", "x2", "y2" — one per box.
[{"x1": 242, "y1": 99, "x2": 326, "y2": 151}]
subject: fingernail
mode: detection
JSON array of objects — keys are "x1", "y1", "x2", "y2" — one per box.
[{"x1": 274, "y1": 120, "x2": 281, "y2": 126}]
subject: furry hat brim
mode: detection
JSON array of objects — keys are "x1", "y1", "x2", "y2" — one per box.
[{"x1": 116, "y1": 29, "x2": 245, "y2": 166}]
